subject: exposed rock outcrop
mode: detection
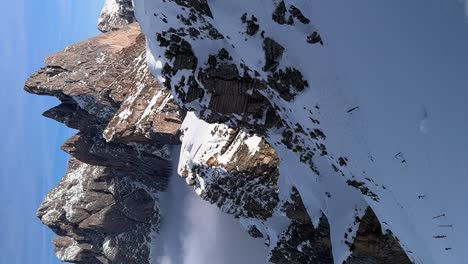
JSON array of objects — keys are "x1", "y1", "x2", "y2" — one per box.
[
  {"x1": 98, "y1": 0, "x2": 135, "y2": 33},
  {"x1": 25, "y1": 23, "x2": 183, "y2": 145},
  {"x1": 37, "y1": 157, "x2": 158, "y2": 263},
  {"x1": 26, "y1": 23, "x2": 182, "y2": 263}
]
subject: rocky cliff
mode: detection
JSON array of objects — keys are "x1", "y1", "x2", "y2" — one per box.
[
  {"x1": 26, "y1": 23, "x2": 183, "y2": 263},
  {"x1": 26, "y1": 1, "x2": 415, "y2": 264}
]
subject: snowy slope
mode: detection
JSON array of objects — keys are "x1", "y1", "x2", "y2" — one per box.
[
  {"x1": 300, "y1": 1, "x2": 468, "y2": 263},
  {"x1": 133, "y1": 1, "x2": 468, "y2": 263}
]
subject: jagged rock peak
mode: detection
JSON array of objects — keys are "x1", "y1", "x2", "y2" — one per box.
[
  {"x1": 25, "y1": 23, "x2": 184, "y2": 145},
  {"x1": 26, "y1": 23, "x2": 182, "y2": 263},
  {"x1": 37, "y1": 157, "x2": 159, "y2": 263},
  {"x1": 98, "y1": 0, "x2": 135, "y2": 33}
]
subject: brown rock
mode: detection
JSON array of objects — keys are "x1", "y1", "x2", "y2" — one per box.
[{"x1": 27, "y1": 24, "x2": 178, "y2": 264}]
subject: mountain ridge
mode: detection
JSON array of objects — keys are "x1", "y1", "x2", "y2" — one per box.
[{"x1": 25, "y1": 1, "x2": 453, "y2": 263}]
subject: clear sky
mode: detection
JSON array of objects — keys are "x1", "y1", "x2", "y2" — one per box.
[{"x1": 0, "y1": 1, "x2": 103, "y2": 263}]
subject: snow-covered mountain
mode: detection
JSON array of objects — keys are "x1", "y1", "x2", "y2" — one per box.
[{"x1": 26, "y1": 0, "x2": 468, "y2": 263}]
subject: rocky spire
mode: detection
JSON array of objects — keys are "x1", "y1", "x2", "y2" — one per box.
[
  {"x1": 25, "y1": 23, "x2": 182, "y2": 263},
  {"x1": 98, "y1": 0, "x2": 135, "y2": 33}
]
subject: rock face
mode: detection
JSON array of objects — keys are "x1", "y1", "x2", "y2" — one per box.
[
  {"x1": 98, "y1": 0, "x2": 135, "y2": 33},
  {"x1": 26, "y1": 23, "x2": 183, "y2": 263},
  {"x1": 37, "y1": 158, "x2": 158, "y2": 263},
  {"x1": 27, "y1": 2, "x2": 414, "y2": 264}
]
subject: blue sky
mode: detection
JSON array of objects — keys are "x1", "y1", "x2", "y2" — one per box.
[{"x1": 0, "y1": 1, "x2": 103, "y2": 263}]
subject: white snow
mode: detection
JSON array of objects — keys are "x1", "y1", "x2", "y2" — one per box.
[
  {"x1": 98, "y1": 0, "x2": 123, "y2": 26},
  {"x1": 96, "y1": 52, "x2": 106, "y2": 64},
  {"x1": 55, "y1": 239, "x2": 82, "y2": 262},
  {"x1": 244, "y1": 136, "x2": 262, "y2": 156},
  {"x1": 134, "y1": 0, "x2": 468, "y2": 263},
  {"x1": 139, "y1": 90, "x2": 162, "y2": 123}
]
